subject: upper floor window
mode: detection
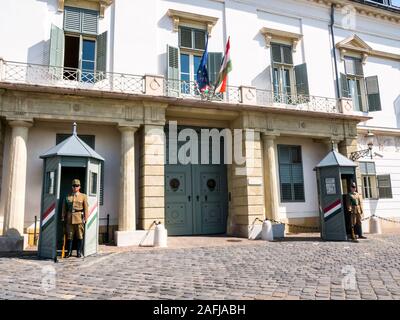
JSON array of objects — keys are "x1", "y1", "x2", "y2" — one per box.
[
  {"x1": 366, "y1": 0, "x2": 400, "y2": 8},
  {"x1": 270, "y1": 43, "x2": 309, "y2": 104},
  {"x1": 167, "y1": 28, "x2": 222, "y2": 97},
  {"x1": 340, "y1": 56, "x2": 382, "y2": 112},
  {"x1": 49, "y1": 6, "x2": 107, "y2": 83}
]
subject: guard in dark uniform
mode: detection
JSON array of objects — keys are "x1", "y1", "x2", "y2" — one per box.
[
  {"x1": 346, "y1": 182, "x2": 367, "y2": 242},
  {"x1": 61, "y1": 179, "x2": 89, "y2": 258}
]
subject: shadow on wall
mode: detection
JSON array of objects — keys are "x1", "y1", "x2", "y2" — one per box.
[
  {"x1": 27, "y1": 40, "x2": 50, "y2": 65},
  {"x1": 395, "y1": 95, "x2": 400, "y2": 128},
  {"x1": 251, "y1": 32, "x2": 271, "y2": 90}
]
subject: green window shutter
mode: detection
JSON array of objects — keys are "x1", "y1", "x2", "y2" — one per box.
[
  {"x1": 340, "y1": 73, "x2": 350, "y2": 98},
  {"x1": 96, "y1": 31, "x2": 107, "y2": 72},
  {"x1": 179, "y1": 27, "x2": 192, "y2": 48},
  {"x1": 81, "y1": 9, "x2": 98, "y2": 35},
  {"x1": 49, "y1": 24, "x2": 64, "y2": 78},
  {"x1": 207, "y1": 52, "x2": 222, "y2": 86},
  {"x1": 282, "y1": 45, "x2": 293, "y2": 64},
  {"x1": 194, "y1": 30, "x2": 206, "y2": 50},
  {"x1": 377, "y1": 175, "x2": 392, "y2": 199},
  {"x1": 365, "y1": 76, "x2": 381, "y2": 111},
  {"x1": 167, "y1": 44, "x2": 180, "y2": 96},
  {"x1": 294, "y1": 63, "x2": 310, "y2": 97},
  {"x1": 271, "y1": 44, "x2": 281, "y2": 63},
  {"x1": 64, "y1": 6, "x2": 81, "y2": 33}
]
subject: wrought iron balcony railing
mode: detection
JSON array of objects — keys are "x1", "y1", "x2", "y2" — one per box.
[
  {"x1": 0, "y1": 60, "x2": 145, "y2": 94},
  {"x1": 164, "y1": 79, "x2": 242, "y2": 104},
  {"x1": 256, "y1": 89, "x2": 338, "y2": 113},
  {"x1": 0, "y1": 60, "x2": 341, "y2": 114}
]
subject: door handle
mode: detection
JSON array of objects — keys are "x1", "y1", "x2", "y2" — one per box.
[
  {"x1": 205, "y1": 195, "x2": 208, "y2": 202},
  {"x1": 196, "y1": 195, "x2": 199, "y2": 201},
  {"x1": 188, "y1": 195, "x2": 191, "y2": 202}
]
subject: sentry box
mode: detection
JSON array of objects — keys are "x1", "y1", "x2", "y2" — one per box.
[
  {"x1": 315, "y1": 150, "x2": 358, "y2": 241},
  {"x1": 38, "y1": 124, "x2": 104, "y2": 261}
]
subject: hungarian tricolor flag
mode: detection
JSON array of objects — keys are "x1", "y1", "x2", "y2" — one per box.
[{"x1": 214, "y1": 37, "x2": 232, "y2": 94}]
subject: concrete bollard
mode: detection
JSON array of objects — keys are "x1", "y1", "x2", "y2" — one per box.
[
  {"x1": 261, "y1": 220, "x2": 274, "y2": 241},
  {"x1": 154, "y1": 223, "x2": 168, "y2": 247},
  {"x1": 369, "y1": 216, "x2": 382, "y2": 234}
]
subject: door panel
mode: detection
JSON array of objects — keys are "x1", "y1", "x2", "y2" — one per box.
[
  {"x1": 193, "y1": 165, "x2": 228, "y2": 235},
  {"x1": 38, "y1": 157, "x2": 60, "y2": 260},
  {"x1": 84, "y1": 159, "x2": 100, "y2": 256},
  {"x1": 165, "y1": 165, "x2": 193, "y2": 235}
]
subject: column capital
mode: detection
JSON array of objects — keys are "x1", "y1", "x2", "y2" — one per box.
[
  {"x1": 7, "y1": 119, "x2": 33, "y2": 128},
  {"x1": 261, "y1": 132, "x2": 280, "y2": 140},
  {"x1": 117, "y1": 124, "x2": 140, "y2": 133}
]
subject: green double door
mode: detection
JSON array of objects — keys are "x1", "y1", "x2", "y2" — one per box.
[{"x1": 165, "y1": 127, "x2": 228, "y2": 235}]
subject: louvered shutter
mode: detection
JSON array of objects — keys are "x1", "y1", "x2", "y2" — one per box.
[
  {"x1": 344, "y1": 57, "x2": 363, "y2": 76},
  {"x1": 207, "y1": 52, "x2": 223, "y2": 86},
  {"x1": 82, "y1": 9, "x2": 98, "y2": 35},
  {"x1": 49, "y1": 24, "x2": 64, "y2": 78},
  {"x1": 179, "y1": 27, "x2": 192, "y2": 48},
  {"x1": 271, "y1": 44, "x2": 281, "y2": 63},
  {"x1": 340, "y1": 73, "x2": 350, "y2": 98},
  {"x1": 294, "y1": 63, "x2": 310, "y2": 98},
  {"x1": 96, "y1": 31, "x2": 107, "y2": 73},
  {"x1": 365, "y1": 76, "x2": 381, "y2": 111},
  {"x1": 194, "y1": 30, "x2": 206, "y2": 50},
  {"x1": 282, "y1": 45, "x2": 293, "y2": 64},
  {"x1": 64, "y1": 7, "x2": 81, "y2": 33},
  {"x1": 167, "y1": 45, "x2": 180, "y2": 96},
  {"x1": 64, "y1": 6, "x2": 98, "y2": 35}
]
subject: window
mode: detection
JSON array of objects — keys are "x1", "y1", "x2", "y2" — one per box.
[
  {"x1": 377, "y1": 175, "x2": 393, "y2": 198},
  {"x1": 271, "y1": 43, "x2": 309, "y2": 104},
  {"x1": 90, "y1": 171, "x2": 98, "y2": 195},
  {"x1": 179, "y1": 27, "x2": 206, "y2": 94},
  {"x1": 167, "y1": 29, "x2": 222, "y2": 97},
  {"x1": 46, "y1": 171, "x2": 55, "y2": 195},
  {"x1": 49, "y1": 7, "x2": 107, "y2": 82},
  {"x1": 340, "y1": 56, "x2": 381, "y2": 112},
  {"x1": 278, "y1": 145, "x2": 305, "y2": 202},
  {"x1": 359, "y1": 161, "x2": 378, "y2": 199}
]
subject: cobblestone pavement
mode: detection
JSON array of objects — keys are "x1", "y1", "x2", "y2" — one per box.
[{"x1": 1, "y1": 233, "x2": 400, "y2": 300}]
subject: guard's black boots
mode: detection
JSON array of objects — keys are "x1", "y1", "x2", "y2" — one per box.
[
  {"x1": 76, "y1": 239, "x2": 83, "y2": 258},
  {"x1": 65, "y1": 240, "x2": 73, "y2": 258}
]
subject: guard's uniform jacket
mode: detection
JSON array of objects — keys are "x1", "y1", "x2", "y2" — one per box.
[
  {"x1": 62, "y1": 192, "x2": 89, "y2": 240},
  {"x1": 346, "y1": 191, "x2": 364, "y2": 229}
]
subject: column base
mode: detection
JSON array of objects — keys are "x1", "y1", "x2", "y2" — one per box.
[
  {"x1": 114, "y1": 230, "x2": 155, "y2": 247},
  {"x1": 0, "y1": 234, "x2": 28, "y2": 252}
]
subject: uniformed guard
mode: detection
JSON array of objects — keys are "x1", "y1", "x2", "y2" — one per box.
[
  {"x1": 61, "y1": 179, "x2": 89, "y2": 258},
  {"x1": 346, "y1": 182, "x2": 366, "y2": 242}
]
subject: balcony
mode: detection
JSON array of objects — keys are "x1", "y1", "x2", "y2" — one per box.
[{"x1": 0, "y1": 60, "x2": 343, "y2": 115}]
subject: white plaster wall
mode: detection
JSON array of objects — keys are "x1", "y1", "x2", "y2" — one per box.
[
  {"x1": 0, "y1": 122, "x2": 121, "y2": 229},
  {"x1": 275, "y1": 136, "x2": 327, "y2": 219}
]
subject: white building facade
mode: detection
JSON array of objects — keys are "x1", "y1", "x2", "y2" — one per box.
[{"x1": 0, "y1": 0, "x2": 399, "y2": 248}]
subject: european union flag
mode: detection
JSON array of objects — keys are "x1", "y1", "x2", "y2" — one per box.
[{"x1": 196, "y1": 35, "x2": 210, "y2": 92}]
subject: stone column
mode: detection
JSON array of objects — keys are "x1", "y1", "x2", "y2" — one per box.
[
  {"x1": 115, "y1": 125, "x2": 140, "y2": 246},
  {"x1": 262, "y1": 133, "x2": 279, "y2": 221},
  {"x1": 229, "y1": 129, "x2": 265, "y2": 238},
  {"x1": 139, "y1": 124, "x2": 165, "y2": 229},
  {"x1": 0, "y1": 120, "x2": 32, "y2": 251}
]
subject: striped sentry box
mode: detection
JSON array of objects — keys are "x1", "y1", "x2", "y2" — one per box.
[
  {"x1": 323, "y1": 199, "x2": 342, "y2": 221},
  {"x1": 86, "y1": 200, "x2": 98, "y2": 230}
]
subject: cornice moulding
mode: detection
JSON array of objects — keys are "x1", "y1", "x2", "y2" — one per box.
[
  {"x1": 260, "y1": 27, "x2": 303, "y2": 52},
  {"x1": 58, "y1": 0, "x2": 113, "y2": 18},
  {"x1": 167, "y1": 9, "x2": 219, "y2": 35}
]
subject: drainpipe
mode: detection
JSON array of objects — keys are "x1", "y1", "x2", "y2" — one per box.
[{"x1": 330, "y1": 4, "x2": 341, "y2": 99}]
